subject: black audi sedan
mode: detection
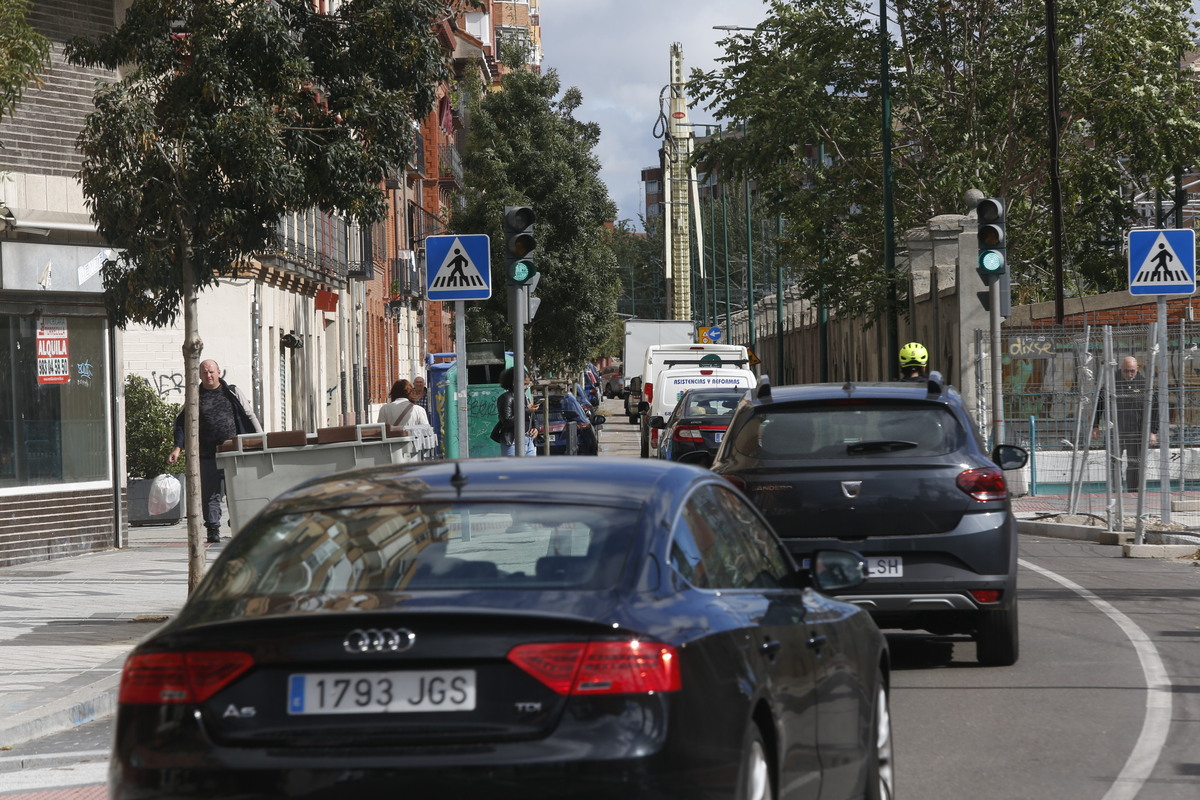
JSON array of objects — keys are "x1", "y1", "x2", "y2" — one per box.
[
  {"x1": 709, "y1": 374, "x2": 1028, "y2": 666},
  {"x1": 110, "y1": 457, "x2": 891, "y2": 800},
  {"x1": 650, "y1": 387, "x2": 744, "y2": 463}
]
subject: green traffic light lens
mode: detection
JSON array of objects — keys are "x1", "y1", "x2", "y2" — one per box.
[
  {"x1": 979, "y1": 250, "x2": 1005, "y2": 273},
  {"x1": 512, "y1": 260, "x2": 532, "y2": 282}
]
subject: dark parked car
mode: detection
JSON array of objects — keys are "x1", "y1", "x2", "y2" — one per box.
[
  {"x1": 709, "y1": 373, "x2": 1028, "y2": 666},
  {"x1": 532, "y1": 393, "x2": 602, "y2": 455},
  {"x1": 109, "y1": 457, "x2": 892, "y2": 800},
  {"x1": 650, "y1": 387, "x2": 743, "y2": 464}
]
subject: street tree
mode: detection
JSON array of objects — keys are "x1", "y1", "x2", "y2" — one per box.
[
  {"x1": 0, "y1": 0, "x2": 50, "y2": 125},
  {"x1": 451, "y1": 47, "x2": 619, "y2": 376},
  {"x1": 65, "y1": 0, "x2": 454, "y2": 591},
  {"x1": 691, "y1": 0, "x2": 1200, "y2": 318}
]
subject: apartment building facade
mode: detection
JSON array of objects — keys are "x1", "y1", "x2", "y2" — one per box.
[{"x1": 0, "y1": 0, "x2": 544, "y2": 566}]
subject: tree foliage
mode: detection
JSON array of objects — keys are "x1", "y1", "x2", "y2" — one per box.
[
  {"x1": 65, "y1": 0, "x2": 452, "y2": 327},
  {"x1": 65, "y1": 0, "x2": 455, "y2": 587},
  {"x1": 451, "y1": 63, "x2": 619, "y2": 374},
  {"x1": 0, "y1": 0, "x2": 50, "y2": 122},
  {"x1": 691, "y1": 0, "x2": 1200, "y2": 316}
]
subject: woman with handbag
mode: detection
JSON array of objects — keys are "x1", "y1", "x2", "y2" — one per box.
[
  {"x1": 379, "y1": 379, "x2": 430, "y2": 428},
  {"x1": 493, "y1": 368, "x2": 537, "y2": 456}
]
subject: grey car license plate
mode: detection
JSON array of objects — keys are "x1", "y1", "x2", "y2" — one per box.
[
  {"x1": 288, "y1": 670, "x2": 476, "y2": 714},
  {"x1": 866, "y1": 556, "x2": 903, "y2": 578}
]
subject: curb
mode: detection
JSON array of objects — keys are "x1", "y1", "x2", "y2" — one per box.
[
  {"x1": 0, "y1": 660, "x2": 121, "y2": 749},
  {"x1": 1018, "y1": 519, "x2": 1200, "y2": 559}
]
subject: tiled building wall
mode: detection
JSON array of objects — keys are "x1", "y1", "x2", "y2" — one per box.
[
  {"x1": 0, "y1": 1, "x2": 114, "y2": 177},
  {"x1": 0, "y1": 489, "x2": 116, "y2": 568}
]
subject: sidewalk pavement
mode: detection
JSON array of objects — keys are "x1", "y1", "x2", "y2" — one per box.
[
  {"x1": 2, "y1": 483, "x2": 1198, "y2": 752},
  {"x1": 0, "y1": 519, "x2": 214, "y2": 749}
]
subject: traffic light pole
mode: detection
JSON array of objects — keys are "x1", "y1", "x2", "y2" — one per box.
[
  {"x1": 511, "y1": 285, "x2": 527, "y2": 457},
  {"x1": 990, "y1": 281, "x2": 1004, "y2": 448}
]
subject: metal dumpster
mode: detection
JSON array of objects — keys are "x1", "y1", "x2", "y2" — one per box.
[{"x1": 216, "y1": 423, "x2": 437, "y2": 534}]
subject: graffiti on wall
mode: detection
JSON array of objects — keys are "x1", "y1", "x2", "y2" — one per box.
[{"x1": 153, "y1": 371, "x2": 186, "y2": 398}]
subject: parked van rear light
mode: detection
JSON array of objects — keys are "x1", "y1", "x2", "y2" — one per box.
[
  {"x1": 644, "y1": 383, "x2": 653, "y2": 405},
  {"x1": 956, "y1": 467, "x2": 1008, "y2": 501},
  {"x1": 508, "y1": 641, "x2": 681, "y2": 695},
  {"x1": 650, "y1": 428, "x2": 659, "y2": 450},
  {"x1": 120, "y1": 651, "x2": 254, "y2": 704}
]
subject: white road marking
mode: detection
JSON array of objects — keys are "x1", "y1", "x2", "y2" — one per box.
[{"x1": 1019, "y1": 558, "x2": 1172, "y2": 800}]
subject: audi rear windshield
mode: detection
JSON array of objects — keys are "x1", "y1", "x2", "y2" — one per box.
[
  {"x1": 200, "y1": 503, "x2": 636, "y2": 599},
  {"x1": 730, "y1": 403, "x2": 964, "y2": 460}
]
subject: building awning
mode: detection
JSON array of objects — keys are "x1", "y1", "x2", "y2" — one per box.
[{"x1": 0, "y1": 207, "x2": 98, "y2": 234}]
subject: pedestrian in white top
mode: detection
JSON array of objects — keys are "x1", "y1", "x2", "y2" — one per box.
[{"x1": 378, "y1": 379, "x2": 430, "y2": 428}]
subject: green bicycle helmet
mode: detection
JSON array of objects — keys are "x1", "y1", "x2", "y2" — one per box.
[{"x1": 898, "y1": 342, "x2": 929, "y2": 368}]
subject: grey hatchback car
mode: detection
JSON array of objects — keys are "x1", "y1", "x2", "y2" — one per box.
[{"x1": 708, "y1": 373, "x2": 1028, "y2": 666}]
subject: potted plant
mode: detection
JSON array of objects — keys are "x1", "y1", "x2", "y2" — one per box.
[{"x1": 125, "y1": 374, "x2": 187, "y2": 524}]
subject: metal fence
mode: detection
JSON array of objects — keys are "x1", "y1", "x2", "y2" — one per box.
[{"x1": 980, "y1": 323, "x2": 1200, "y2": 523}]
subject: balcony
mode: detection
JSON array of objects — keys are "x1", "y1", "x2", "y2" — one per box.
[
  {"x1": 407, "y1": 130, "x2": 425, "y2": 179},
  {"x1": 438, "y1": 144, "x2": 463, "y2": 187}
]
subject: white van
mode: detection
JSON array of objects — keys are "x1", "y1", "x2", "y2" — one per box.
[{"x1": 638, "y1": 343, "x2": 751, "y2": 457}]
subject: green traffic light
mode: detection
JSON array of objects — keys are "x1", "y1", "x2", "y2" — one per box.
[
  {"x1": 979, "y1": 250, "x2": 1005, "y2": 273},
  {"x1": 511, "y1": 259, "x2": 535, "y2": 283}
]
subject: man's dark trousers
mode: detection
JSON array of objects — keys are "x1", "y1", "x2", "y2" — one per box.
[{"x1": 200, "y1": 455, "x2": 223, "y2": 541}]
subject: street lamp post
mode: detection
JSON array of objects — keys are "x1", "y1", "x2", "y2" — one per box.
[{"x1": 880, "y1": 0, "x2": 898, "y2": 379}]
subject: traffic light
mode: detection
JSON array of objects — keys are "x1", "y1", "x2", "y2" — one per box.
[
  {"x1": 976, "y1": 197, "x2": 1006, "y2": 285},
  {"x1": 503, "y1": 205, "x2": 537, "y2": 284},
  {"x1": 526, "y1": 271, "x2": 542, "y2": 321}
]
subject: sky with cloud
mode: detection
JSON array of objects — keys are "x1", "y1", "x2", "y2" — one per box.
[{"x1": 538, "y1": 0, "x2": 770, "y2": 230}]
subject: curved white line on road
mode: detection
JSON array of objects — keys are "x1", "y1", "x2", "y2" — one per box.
[{"x1": 1019, "y1": 558, "x2": 1172, "y2": 800}]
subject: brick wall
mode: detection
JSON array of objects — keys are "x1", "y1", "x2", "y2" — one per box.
[
  {"x1": 0, "y1": 1, "x2": 115, "y2": 178},
  {"x1": 0, "y1": 488, "x2": 116, "y2": 567},
  {"x1": 1006, "y1": 292, "x2": 1200, "y2": 330}
]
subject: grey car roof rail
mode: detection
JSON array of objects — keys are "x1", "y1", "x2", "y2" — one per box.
[{"x1": 927, "y1": 371, "x2": 946, "y2": 396}]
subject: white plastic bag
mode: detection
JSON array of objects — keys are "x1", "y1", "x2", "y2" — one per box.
[{"x1": 147, "y1": 473, "x2": 181, "y2": 516}]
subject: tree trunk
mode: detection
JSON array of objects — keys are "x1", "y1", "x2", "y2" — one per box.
[{"x1": 182, "y1": 251, "x2": 205, "y2": 593}]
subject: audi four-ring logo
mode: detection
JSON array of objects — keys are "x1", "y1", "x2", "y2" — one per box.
[{"x1": 343, "y1": 627, "x2": 415, "y2": 653}]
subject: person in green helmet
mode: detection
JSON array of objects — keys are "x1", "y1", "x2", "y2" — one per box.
[{"x1": 898, "y1": 342, "x2": 929, "y2": 382}]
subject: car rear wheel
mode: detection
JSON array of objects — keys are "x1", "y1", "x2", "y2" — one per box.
[
  {"x1": 975, "y1": 600, "x2": 1019, "y2": 666},
  {"x1": 737, "y1": 725, "x2": 773, "y2": 800},
  {"x1": 866, "y1": 672, "x2": 895, "y2": 800}
]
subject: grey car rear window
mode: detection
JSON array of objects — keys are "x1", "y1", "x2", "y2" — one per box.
[
  {"x1": 731, "y1": 404, "x2": 963, "y2": 460},
  {"x1": 201, "y1": 503, "x2": 635, "y2": 598}
]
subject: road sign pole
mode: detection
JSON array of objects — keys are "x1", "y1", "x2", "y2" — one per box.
[
  {"x1": 1158, "y1": 296, "x2": 1170, "y2": 524},
  {"x1": 455, "y1": 299, "x2": 469, "y2": 459}
]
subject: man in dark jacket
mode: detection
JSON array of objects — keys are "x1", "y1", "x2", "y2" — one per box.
[
  {"x1": 168, "y1": 359, "x2": 262, "y2": 542},
  {"x1": 1093, "y1": 356, "x2": 1158, "y2": 492}
]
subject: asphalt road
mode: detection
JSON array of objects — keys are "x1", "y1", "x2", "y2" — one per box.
[{"x1": 5, "y1": 400, "x2": 1199, "y2": 798}]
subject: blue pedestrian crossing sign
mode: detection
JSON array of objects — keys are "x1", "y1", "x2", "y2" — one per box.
[
  {"x1": 425, "y1": 234, "x2": 491, "y2": 301},
  {"x1": 1128, "y1": 228, "x2": 1195, "y2": 296}
]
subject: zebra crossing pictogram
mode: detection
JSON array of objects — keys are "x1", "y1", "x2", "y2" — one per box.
[{"x1": 1127, "y1": 229, "x2": 1195, "y2": 296}]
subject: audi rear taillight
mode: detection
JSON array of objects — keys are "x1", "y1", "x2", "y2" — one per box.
[
  {"x1": 119, "y1": 651, "x2": 254, "y2": 704},
  {"x1": 956, "y1": 467, "x2": 1008, "y2": 501},
  {"x1": 508, "y1": 641, "x2": 681, "y2": 695},
  {"x1": 674, "y1": 426, "x2": 704, "y2": 442}
]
